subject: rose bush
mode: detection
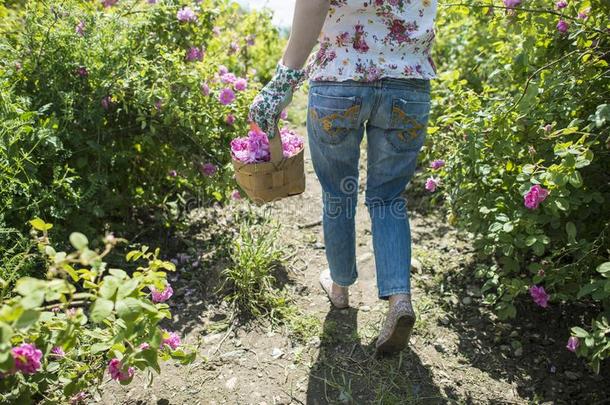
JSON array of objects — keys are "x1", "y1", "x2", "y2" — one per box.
[
  {"x1": 0, "y1": 0, "x2": 283, "y2": 240},
  {"x1": 424, "y1": 0, "x2": 609, "y2": 371},
  {"x1": 0, "y1": 219, "x2": 195, "y2": 403}
]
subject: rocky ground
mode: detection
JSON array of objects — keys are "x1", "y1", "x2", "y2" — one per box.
[{"x1": 102, "y1": 97, "x2": 609, "y2": 404}]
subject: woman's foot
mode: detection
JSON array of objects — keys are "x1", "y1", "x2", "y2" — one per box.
[
  {"x1": 375, "y1": 294, "x2": 416, "y2": 355},
  {"x1": 319, "y1": 269, "x2": 349, "y2": 309}
]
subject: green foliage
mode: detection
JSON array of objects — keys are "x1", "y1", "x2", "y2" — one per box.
[
  {"x1": 427, "y1": 0, "x2": 609, "y2": 370},
  {"x1": 0, "y1": 0, "x2": 283, "y2": 239},
  {"x1": 0, "y1": 219, "x2": 195, "y2": 403},
  {"x1": 222, "y1": 216, "x2": 286, "y2": 317}
]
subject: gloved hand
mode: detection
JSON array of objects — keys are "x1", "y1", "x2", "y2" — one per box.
[{"x1": 248, "y1": 62, "x2": 306, "y2": 137}]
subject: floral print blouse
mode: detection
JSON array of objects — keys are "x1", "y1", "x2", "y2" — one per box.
[{"x1": 308, "y1": 0, "x2": 438, "y2": 82}]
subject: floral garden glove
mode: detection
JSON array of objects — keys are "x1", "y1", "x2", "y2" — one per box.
[{"x1": 249, "y1": 62, "x2": 306, "y2": 137}]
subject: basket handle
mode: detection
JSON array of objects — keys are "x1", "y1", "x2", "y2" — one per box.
[
  {"x1": 269, "y1": 127, "x2": 283, "y2": 164},
  {"x1": 250, "y1": 122, "x2": 283, "y2": 164}
]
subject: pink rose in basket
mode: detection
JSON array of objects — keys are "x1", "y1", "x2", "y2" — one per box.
[{"x1": 231, "y1": 126, "x2": 303, "y2": 164}]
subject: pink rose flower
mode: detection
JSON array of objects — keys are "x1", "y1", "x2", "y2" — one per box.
[
  {"x1": 231, "y1": 190, "x2": 241, "y2": 200},
  {"x1": 529, "y1": 285, "x2": 549, "y2": 308},
  {"x1": 200, "y1": 83, "x2": 210, "y2": 96},
  {"x1": 566, "y1": 336, "x2": 580, "y2": 352},
  {"x1": 101, "y1": 96, "x2": 112, "y2": 111},
  {"x1": 108, "y1": 358, "x2": 134, "y2": 381},
  {"x1": 226, "y1": 114, "x2": 236, "y2": 125},
  {"x1": 186, "y1": 46, "x2": 204, "y2": 62},
  {"x1": 234, "y1": 78, "x2": 248, "y2": 91},
  {"x1": 177, "y1": 7, "x2": 197, "y2": 23},
  {"x1": 51, "y1": 346, "x2": 65, "y2": 357},
  {"x1": 557, "y1": 20, "x2": 569, "y2": 33},
  {"x1": 523, "y1": 184, "x2": 549, "y2": 210},
  {"x1": 151, "y1": 284, "x2": 173, "y2": 303},
  {"x1": 218, "y1": 65, "x2": 229, "y2": 75},
  {"x1": 162, "y1": 331, "x2": 181, "y2": 350},
  {"x1": 503, "y1": 0, "x2": 521, "y2": 9},
  {"x1": 11, "y1": 343, "x2": 43, "y2": 374},
  {"x1": 430, "y1": 160, "x2": 445, "y2": 170},
  {"x1": 425, "y1": 177, "x2": 439, "y2": 192},
  {"x1": 219, "y1": 88, "x2": 235, "y2": 105},
  {"x1": 221, "y1": 73, "x2": 237, "y2": 84},
  {"x1": 555, "y1": 1, "x2": 567, "y2": 9},
  {"x1": 200, "y1": 163, "x2": 218, "y2": 177}
]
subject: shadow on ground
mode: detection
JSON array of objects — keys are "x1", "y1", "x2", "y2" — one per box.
[
  {"x1": 427, "y1": 261, "x2": 610, "y2": 404},
  {"x1": 306, "y1": 307, "x2": 445, "y2": 404}
]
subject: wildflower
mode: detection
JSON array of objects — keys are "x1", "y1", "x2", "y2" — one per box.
[
  {"x1": 147, "y1": 0, "x2": 157, "y2": 3},
  {"x1": 566, "y1": 336, "x2": 580, "y2": 352},
  {"x1": 139, "y1": 343, "x2": 150, "y2": 350},
  {"x1": 200, "y1": 163, "x2": 217, "y2": 177},
  {"x1": 201, "y1": 83, "x2": 210, "y2": 96},
  {"x1": 162, "y1": 331, "x2": 181, "y2": 350},
  {"x1": 230, "y1": 127, "x2": 304, "y2": 164},
  {"x1": 529, "y1": 285, "x2": 549, "y2": 308},
  {"x1": 102, "y1": 0, "x2": 118, "y2": 8},
  {"x1": 219, "y1": 88, "x2": 236, "y2": 105},
  {"x1": 212, "y1": 26, "x2": 222, "y2": 36},
  {"x1": 524, "y1": 184, "x2": 550, "y2": 210},
  {"x1": 543, "y1": 123, "x2": 553, "y2": 132},
  {"x1": 218, "y1": 65, "x2": 229, "y2": 75},
  {"x1": 107, "y1": 358, "x2": 134, "y2": 381},
  {"x1": 11, "y1": 343, "x2": 42, "y2": 374},
  {"x1": 51, "y1": 347, "x2": 65, "y2": 357},
  {"x1": 280, "y1": 109, "x2": 288, "y2": 120},
  {"x1": 226, "y1": 114, "x2": 236, "y2": 125},
  {"x1": 430, "y1": 160, "x2": 445, "y2": 170},
  {"x1": 578, "y1": 8, "x2": 590, "y2": 19},
  {"x1": 557, "y1": 19, "x2": 569, "y2": 33},
  {"x1": 154, "y1": 99, "x2": 163, "y2": 111},
  {"x1": 229, "y1": 42, "x2": 240, "y2": 55},
  {"x1": 234, "y1": 78, "x2": 248, "y2": 91},
  {"x1": 555, "y1": 1, "x2": 567, "y2": 9},
  {"x1": 151, "y1": 284, "x2": 173, "y2": 303},
  {"x1": 177, "y1": 7, "x2": 197, "y2": 23},
  {"x1": 425, "y1": 177, "x2": 439, "y2": 192},
  {"x1": 231, "y1": 190, "x2": 241, "y2": 200},
  {"x1": 168, "y1": 170, "x2": 178, "y2": 177},
  {"x1": 246, "y1": 35, "x2": 256, "y2": 46}
]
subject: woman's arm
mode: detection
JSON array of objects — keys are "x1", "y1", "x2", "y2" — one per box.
[
  {"x1": 282, "y1": 0, "x2": 330, "y2": 70},
  {"x1": 248, "y1": 0, "x2": 329, "y2": 135}
]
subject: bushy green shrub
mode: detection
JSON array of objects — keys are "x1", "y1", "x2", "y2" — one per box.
[
  {"x1": 425, "y1": 1, "x2": 609, "y2": 371},
  {"x1": 0, "y1": 0, "x2": 283, "y2": 239},
  {"x1": 0, "y1": 219, "x2": 195, "y2": 403}
]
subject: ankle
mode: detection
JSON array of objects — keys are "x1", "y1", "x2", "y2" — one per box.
[
  {"x1": 332, "y1": 282, "x2": 348, "y2": 294},
  {"x1": 389, "y1": 293, "x2": 411, "y2": 307}
]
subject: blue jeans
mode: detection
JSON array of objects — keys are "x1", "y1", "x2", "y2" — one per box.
[{"x1": 307, "y1": 78, "x2": 431, "y2": 299}]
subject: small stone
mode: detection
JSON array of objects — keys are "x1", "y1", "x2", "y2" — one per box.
[
  {"x1": 313, "y1": 242, "x2": 325, "y2": 250},
  {"x1": 514, "y1": 347, "x2": 523, "y2": 357},
  {"x1": 271, "y1": 348, "x2": 284, "y2": 359},
  {"x1": 439, "y1": 316, "x2": 450, "y2": 326},
  {"x1": 358, "y1": 253, "x2": 373, "y2": 263},
  {"x1": 500, "y1": 345, "x2": 511, "y2": 352},
  {"x1": 360, "y1": 305, "x2": 371, "y2": 312},
  {"x1": 461, "y1": 297, "x2": 472, "y2": 305},
  {"x1": 411, "y1": 258, "x2": 423, "y2": 273},
  {"x1": 434, "y1": 344, "x2": 446, "y2": 353},
  {"x1": 225, "y1": 377, "x2": 237, "y2": 390},
  {"x1": 564, "y1": 371, "x2": 581, "y2": 381}
]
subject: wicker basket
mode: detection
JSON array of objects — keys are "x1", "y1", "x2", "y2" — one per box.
[{"x1": 232, "y1": 128, "x2": 305, "y2": 204}]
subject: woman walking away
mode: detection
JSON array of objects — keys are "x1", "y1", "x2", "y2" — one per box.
[{"x1": 249, "y1": 0, "x2": 438, "y2": 355}]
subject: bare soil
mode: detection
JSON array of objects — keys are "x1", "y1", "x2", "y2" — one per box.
[{"x1": 102, "y1": 104, "x2": 609, "y2": 404}]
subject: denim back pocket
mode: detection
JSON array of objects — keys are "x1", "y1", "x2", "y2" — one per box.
[
  {"x1": 386, "y1": 98, "x2": 430, "y2": 152},
  {"x1": 309, "y1": 92, "x2": 362, "y2": 145}
]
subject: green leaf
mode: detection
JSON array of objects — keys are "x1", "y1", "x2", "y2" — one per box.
[
  {"x1": 29, "y1": 218, "x2": 53, "y2": 231},
  {"x1": 522, "y1": 164, "x2": 535, "y2": 174},
  {"x1": 596, "y1": 262, "x2": 610, "y2": 275},
  {"x1": 566, "y1": 222, "x2": 577, "y2": 243},
  {"x1": 525, "y1": 235, "x2": 537, "y2": 247},
  {"x1": 117, "y1": 278, "x2": 139, "y2": 300},
  {"x1": 568, "y1": 171, "x2": 583, "y2": 188},
  {"x1": 0, "y1": 322, "x2": 14, "y2": 344},
  {"x1": 69, "y1": 232, "x2": 89, "y2": 250},
  {"x1": 20, "y1": 291, "x2": 45, "y2": 309},
  {"x1": 90, "y1": 298, "x2": 114, "y2": 323},
  {"x1": 571, "y1": 327, "x2": 589, "y2": 338},
  {"x1": 15, "y1": 277, "x2": 47, "y2": 296},
  {"x1": 14, "y1": 309, "x2": 40, "y2": 330},
  {"x1": 577, "y1": 281, "x2": 601, "y2": 298},
  {"x1": 90, "y1": 342, "x2": 112, "y2": 354},
  {"x1": 115, "y1": 298, "x2": 141, "y2": 322},
  {"x1": 99, "y1": 276, "x2": 120, "y2": 300},
  {"x1": 140, "y1": 348, "x2": 161, "y2": 373}
]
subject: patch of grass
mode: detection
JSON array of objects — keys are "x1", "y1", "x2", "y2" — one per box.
[
  {"x1": 221, "y1": 215, "x2": 285, "y2": 317},
  {"x1": 277, "y1": 304, "x2": 323, "y2": 344}
]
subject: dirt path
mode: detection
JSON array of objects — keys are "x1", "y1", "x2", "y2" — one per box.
[{"x1": 102, "y1": 101, "x2": 608, "y2": 404}]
